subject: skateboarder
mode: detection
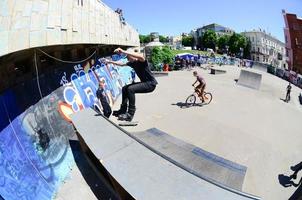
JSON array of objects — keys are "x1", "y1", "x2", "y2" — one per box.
[
  {"x1": 192, "y1": 71, "x2": 206, "y2": 103},
  {"x1": 96, "y1": 80, "x2": 112, "y2": 118},
  {"x1": 105, "y1": 48, "x2": 158, "y2": 121},
  {"x1": 285, "y1": 83, "x2": 292, "y2": 103}
]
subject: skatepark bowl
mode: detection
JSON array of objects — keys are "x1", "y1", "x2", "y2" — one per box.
[{"x1": 1, "y1": 58, "x2": 302, "y2": 200}]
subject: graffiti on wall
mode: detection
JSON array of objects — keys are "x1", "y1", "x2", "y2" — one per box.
[
  {"x1": 58, "y1": 58, "x2": 134, "y2": 122},
  {"x1": 0, "y1": 56, "x2": 134, "y2": 200}
]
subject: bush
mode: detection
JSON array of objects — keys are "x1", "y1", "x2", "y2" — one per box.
[{"x1": 150, "y1": 46, "x2": 174, "y2": 71}]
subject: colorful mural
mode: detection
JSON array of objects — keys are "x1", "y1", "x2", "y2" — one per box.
[{"x1": 0, "y1": 56, "x2": 134, "y2": 200}]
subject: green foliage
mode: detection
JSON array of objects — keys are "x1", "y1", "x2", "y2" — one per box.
[
  {"x1": 243, "y1": 39, "x2": 251, "y2": 59},
  {"x1": 150, "y1": 46, "x2": 174, "y2": 70},
  {"x1": 159, "y1": 35, "x2": 169, "y2": 43},
  {"x1": 227, "y1": 33, "x2": 250, "y2": 58},
  {"x1": 161, "y1": 46, "x2": 174, "y2": 64},
  {"x1": 217, "y1": 35, "x2": 230, "y2": 50},
  {"x1": 201, "y1": 30, "x2": 217, "y2": 49},
  {"x1": 140, "y1": 34, "x2": 169, "y2": 44},
  {"x1": 139, "y1": 34, "x2": 151, "y2": 44},
  {"x1": 228, "y1": 33, "x2": 246, "y2": 54},
  {"x1": 151, "y1": 47, "x2": 162, "y2": 69},
  {"x1": 182, "y1": 35, "x2": 194, "y2": 47},
  {"x1": 171, "y1": 49, "x2": 209, "y2": 57}
]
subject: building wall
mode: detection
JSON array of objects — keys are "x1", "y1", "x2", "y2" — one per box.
[
  {"x1": 192, "y1": 23, "x2": 234, "y2": 49},
  {"x1": 0, "y1": 0, "x2": 139, "y2": 57},
  {"x1": 242, "y1": 31, "x2": 287, "y2": 69},
  {"x1": 283, "y1": 12, "x2": 302, "y2": 73}
]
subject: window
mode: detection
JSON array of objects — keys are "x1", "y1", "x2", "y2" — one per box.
[{"x1": 258, "y1": 47, "x2": 260, "y2": 52}]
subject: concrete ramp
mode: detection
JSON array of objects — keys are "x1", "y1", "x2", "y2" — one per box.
[
  {"x1": 133, "y1": 128, "x2": 247, "y2": 191},
  {"x1": 211, "y1": 68, "x2": 227, "y2": 75},
  {"x1": 71, "y1": 108, "x2": 260, "y2": 200},
  {"x1": 237, "y1": 70, "x2": 262, "y2": 90}
]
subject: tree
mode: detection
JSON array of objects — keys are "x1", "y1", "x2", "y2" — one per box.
[
  {"x1": 159, "y1": 35, "x2": 169, "y2": 43},
  {"x1": 217, "y1": 35, "x2": 230, "y2": 52},
  {"x1": 150, "y1": 47, "x2": 163, "y2": 69},
  {"x1": 201, "y1": 30, "x2": 217, "y2": 50},
  {"x1": 228, "y1": 33, "x2": 250, "y2": 58},
  {"x1": 243, "y1": 39, "x2": 251, "y2": 59},
  {"x1": 182, "y1": 35, "x2": 194, "y2": 47},
  {"x1": 161, "y1": 46, "x2": 174, "y2": 64},
  {"x1": 228, "y1": 33, "x2": 241, "y2": 55},
  {"x1": 150, "y1": 46, "x2": 174, "y2": 71},
  {"x1": 139, "y1": 34, "x2": 151, "y2": 44}
]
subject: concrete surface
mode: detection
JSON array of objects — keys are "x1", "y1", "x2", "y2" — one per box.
[
  {"x1": 133, "y1": 128, "x2": 247, "y2": 191},
  {"x1": 0, "y1": 0, "x2": 139, "y2": 57},
  {"x1": 111, "y1": 65, "x2": 302, "y2": 200},
  {"x1": 71, "y1": 108, "x2": 257, "y2": 200},
  {"x1": 211, "y1": 68, "x2": 227, "y2": 75},
  {"x1": 55, "y1": 139, "x2": 119, "y2": 200},
  {"x1": 237, "y1": 70, "x2": 262, "y2": 90}
]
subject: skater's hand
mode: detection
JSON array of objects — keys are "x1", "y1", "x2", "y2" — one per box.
[
  {"x1": 114, "y1": 48, "x2": 124, "y2": 54},
  {"x1": 102, "y1": 59, "x2": 110, "y2": 64}
]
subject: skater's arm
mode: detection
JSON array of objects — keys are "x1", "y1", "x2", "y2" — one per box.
[
  {"x1": 114, "y1": 47, "x2": 145, "y2": 62},
  {"x1": 105, "y1": 60, "x2": 127, "y2": 67}
]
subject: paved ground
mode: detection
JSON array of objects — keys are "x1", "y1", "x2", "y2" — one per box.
[
  {"x1": 112, "y1": 65, "x2": 302, "y2": 200},
  {"x1": 55, "y1": 139, "x2": 118, "y2": 200}
]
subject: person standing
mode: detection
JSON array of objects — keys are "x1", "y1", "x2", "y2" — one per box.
[
  {"x1": 96, "y1": 80, "x2": 112, "y2": 118},
  {"x1": 105, "y1": 48, "x2": 158, "y2": 121},
  {"x1": 285, "y1": 82, "x2": 292, "y2": 103}
]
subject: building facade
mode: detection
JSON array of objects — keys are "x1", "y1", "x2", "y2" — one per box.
[
  {"x1": 0, "y1": 0, "x2": 139, "y2": 58},
  {"x1": 191, "y1": 23, "x2": 234, "y2": 49},
  {"x1": 169, "y1": 35, "x2": 182, "y2": 49},
  {"x1": 196, "y1": 23, "x2": 234, "y2": 37},
  {"x1": 242, "y1": 30, "x2": 287, "y2": 69},
  {"x1": 283, "y1": 10, "x2": 302, "y2": 73}
]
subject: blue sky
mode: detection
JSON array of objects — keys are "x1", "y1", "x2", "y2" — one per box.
[{"x1": 102, "y1": 0, "x2": 302, "y2": 42}]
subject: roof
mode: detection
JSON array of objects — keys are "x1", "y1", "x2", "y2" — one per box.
[{"x1": 145, "y1": 41, "x2": 164, "y2": 47}]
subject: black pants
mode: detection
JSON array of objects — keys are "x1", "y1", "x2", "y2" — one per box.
[
  {"x1": 101, "y1": 102, "x2": 112, "y2": 118},
  {"x1": 286, "y1": 91, "x2": 291, "y2": 102},
  {"x1": 122, "y1": 82, "x2": 156, "y2": 109}
]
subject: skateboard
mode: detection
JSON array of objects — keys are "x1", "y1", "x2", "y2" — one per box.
[{"x1": 118, "y1": 121, "x2": 138, "y2": 126}]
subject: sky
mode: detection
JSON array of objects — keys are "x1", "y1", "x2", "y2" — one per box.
[{"x1": 102, "y1": 0, "x2": 302, "y2": 42}]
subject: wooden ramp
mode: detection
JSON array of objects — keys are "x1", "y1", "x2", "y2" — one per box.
[{"x1": 71, "y1": 108, "x2": 260, "y2": 200}]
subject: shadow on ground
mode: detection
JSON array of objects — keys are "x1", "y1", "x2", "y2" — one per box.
[
  {"x1": 69, "y1": 140, "x2": 119, "y2": 200},
  {"x1": 171, "y1": 102, "x2": 203, "y2": 109},
  {"x1": 278, "y1": 162, "x2": 302, "y2": 200}
]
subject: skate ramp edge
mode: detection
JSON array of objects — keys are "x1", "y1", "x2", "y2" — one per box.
[
  {"x1": 71, "y1": 108, "x2": 261, "y2": 200},
  {"x1": 237, "y1": 70, "x2": 262, "y2": 90}
]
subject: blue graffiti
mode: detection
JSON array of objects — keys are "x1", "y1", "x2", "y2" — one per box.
[{"x1": 63, "y1": 59, "x2": 133, "y2": 112}]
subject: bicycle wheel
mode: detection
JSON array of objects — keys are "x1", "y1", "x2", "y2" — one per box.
[
  {"x1": 203, "y1": 92, "x2": 213, "y2": 105},
  {"x1": 185, "y1": 94, "x2": 196, "y2": 106}
]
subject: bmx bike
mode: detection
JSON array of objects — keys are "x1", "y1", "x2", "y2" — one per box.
[{"x1": 185, "y1": 86, "x2": 213, "y2": 106}]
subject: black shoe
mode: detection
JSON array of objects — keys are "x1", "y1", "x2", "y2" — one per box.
[
  {"x1": 113, "y1": 104, "x2": 127, "y2": 117},
  {"x1": 291, "y1": 174, "x2": 297, "y2": 180},
  {"x1": 118, "y1": 113, "x2": 134, "y2": 122}
]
